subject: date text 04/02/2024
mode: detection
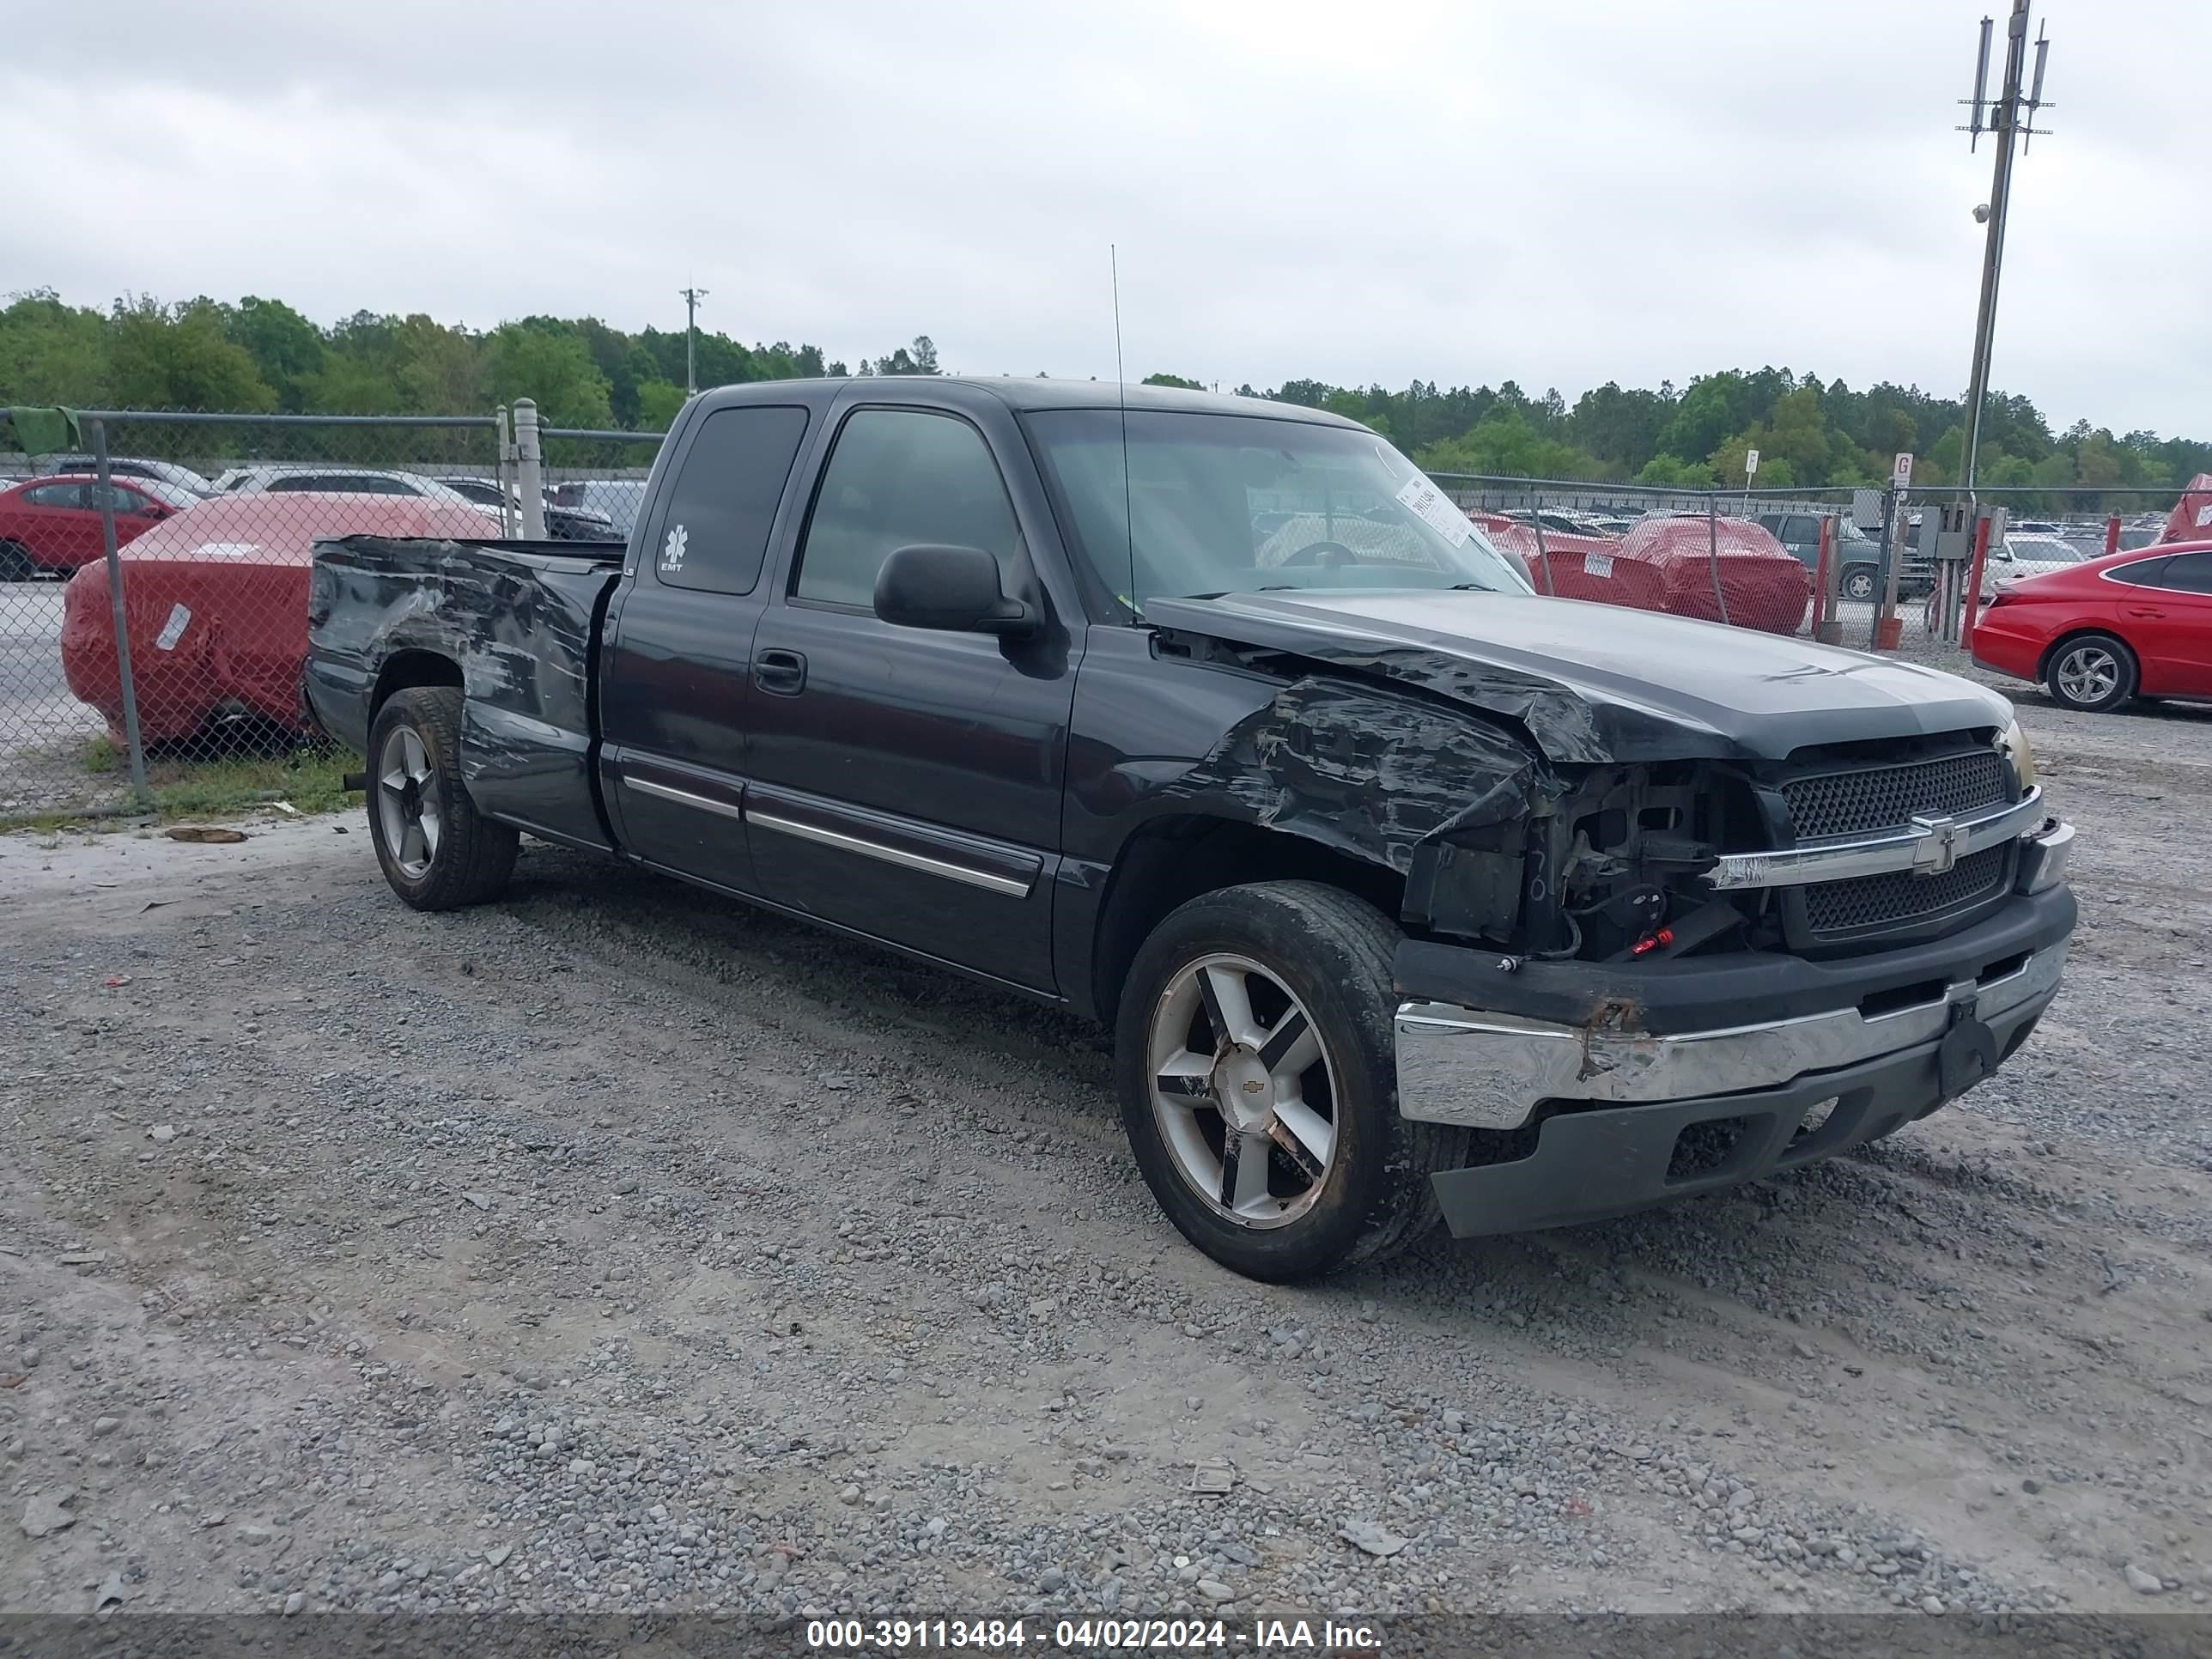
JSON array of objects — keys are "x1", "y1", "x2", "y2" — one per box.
[{"x1": 804, "y1": 1618, "x2": 1385, "y2": 1650}]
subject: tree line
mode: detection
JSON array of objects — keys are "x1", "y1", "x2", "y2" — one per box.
[
  {"x1": 1159, "y1": 371, "x2": 2209, "y2": 499},
  {"x1": 3, "y1": 290, "x2": 2204, "y2": 498},
  {"x1": 0, "y1": 290, "x2": 942, "y2": 434}
]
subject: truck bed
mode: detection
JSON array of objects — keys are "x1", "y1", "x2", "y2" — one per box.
[{"x1": 305, "y1": 534, "x2": 627, "y2": 851}]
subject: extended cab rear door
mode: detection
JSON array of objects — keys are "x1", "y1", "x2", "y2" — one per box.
[
  {"x1": 737, "y1": 386, "x2": 1084, "y2": 994},
  {"x1": 598, "y1": 388, "x2": 834, "y2": 890}
]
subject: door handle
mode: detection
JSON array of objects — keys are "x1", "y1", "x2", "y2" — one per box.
[
  {"x1": 2124, "y1": 605, "x2": 2163, "y2": 618},
  {"x1": 753, "y1": 648, "x2": 807, "y2": 695}
]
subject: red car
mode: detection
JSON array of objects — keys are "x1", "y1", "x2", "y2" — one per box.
[
  {"x1": 0, "y1": 475, "x2": 195, "y2": 579},
  {"x1": 1970, "y1": 540, "x2": 2212, "y2": 712},
  {"x1": 64, "y1": 492, "x2": 497, "y2": 742}
]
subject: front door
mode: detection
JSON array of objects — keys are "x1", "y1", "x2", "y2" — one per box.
[
  {"x1": 742, "y1": 404, "x2": 1076, "y2": 993},
  {"x1": 2130, "y1": 550, "x2": 2212, "y2": 695}
]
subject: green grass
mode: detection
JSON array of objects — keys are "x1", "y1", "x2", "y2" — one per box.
[
  {"x1": 0, "y1": 739, "x2": 362, "y2": 833},
  {"x1": 138, "y1": 745, "x2": 361, "y2": 818}
]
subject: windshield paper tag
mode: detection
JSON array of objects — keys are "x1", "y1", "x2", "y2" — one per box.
[
  {"x1": 1583, "y1": 552, "x2": 1613, "y2": 578},
  {"x1": 155, "y1": 604, "x2": 191, "y2": 652},
  {"x1": 1395, "y1": 476, "x2": 1472, "y2": 547}
]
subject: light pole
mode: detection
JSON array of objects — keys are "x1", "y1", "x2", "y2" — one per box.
[
  {"x1": 1957, "y1": 3, "x2": 2051, "y2": 501},
  {"x1": 680, "y1": 286, "x2": 709, "y2": 394}
]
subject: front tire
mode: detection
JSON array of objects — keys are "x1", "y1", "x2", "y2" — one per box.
[
  {"x1": 366, "y1": 687, "x2": 518, "y2": 909},
  {"x1": 2044, "y1": 632, "x2": 2136, "y2": 713},
  {"x1": 1114, "y1": 881, "x2": 1467, "y2": 1282},
  {"x1": 0, "y1": 541, "x2": 36, "y2": 581}
]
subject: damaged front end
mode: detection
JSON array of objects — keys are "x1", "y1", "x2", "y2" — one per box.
[
  {"x1": 1148, "y1": 614, "x2": 2075, "y2": 1237},
  {"x1": 1154, "y1": 629, "x2": 1777, "y2": 969}
]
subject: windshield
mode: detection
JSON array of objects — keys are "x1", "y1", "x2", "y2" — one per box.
[
  {"x1": 2008, "y1": 537, "x2": 2087, "y2": 562},
  {"x1": 1024, "y1": 409, "x2": 1531, "y2": 613}
]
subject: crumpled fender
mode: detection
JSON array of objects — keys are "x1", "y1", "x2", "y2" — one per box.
[{"x1": 1164, "y1": 674, "x2": 1560, "y2": 875}]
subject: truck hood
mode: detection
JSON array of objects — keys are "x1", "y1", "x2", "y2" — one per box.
[{"x1": 1143, "y1": 589, "x2": 2014, "y2": 764}]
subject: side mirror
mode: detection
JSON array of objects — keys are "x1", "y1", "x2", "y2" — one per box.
[{"x1": 873, "y1": 543, "x2": 1035, "y2": 637}]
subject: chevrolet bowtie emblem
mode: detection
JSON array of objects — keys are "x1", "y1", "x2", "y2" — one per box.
[{"x1": 1910, "y1": 814, "x2": 1966, "y2": 876}]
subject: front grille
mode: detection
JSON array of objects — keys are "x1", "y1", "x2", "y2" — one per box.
[
  {"x1": 1802, "y1": 844, "x2": 2009, "y2": 938},
  {"x1": 1783, "y1": 750, "x2": 2008, "y2": 841}
]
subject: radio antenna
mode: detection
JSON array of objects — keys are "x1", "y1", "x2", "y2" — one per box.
[{"x1": 1110, "y1": 244, "x2": 1135, "y2": 615}]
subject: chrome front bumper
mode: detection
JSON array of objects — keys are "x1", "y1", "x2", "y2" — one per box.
[{"x1": 1395, "y1": 815, "x2": 2074, "y2": 1133}]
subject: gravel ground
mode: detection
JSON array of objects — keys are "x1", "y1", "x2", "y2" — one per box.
[{"x1": 3, "y1": 678, "x2": 2209, "y2": 1627}]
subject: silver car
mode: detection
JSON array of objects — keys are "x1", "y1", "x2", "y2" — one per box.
[{"x1": 208, "y1": 466, "x2": 492, "y2": 514}]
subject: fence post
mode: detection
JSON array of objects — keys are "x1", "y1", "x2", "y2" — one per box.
[
  {"x1": 494, "y1": 404, "x2": 516, "y2": 537},
  {"x1": 2103, "y1": 514, "x2": 2121, "y2": 557},
  {"x1": 1814, "y1": 514, "x2": 1845, "y2": 644},
  {"x1": 1875, "y1": 484, "x2": 1905, "y2": 650},
  {"x1": 514, "y1": 398, "x2": 546, "y2": 540},
  {"x1": 89, "y1": 418, "x2": 152, "y2": 807},
  {"x1": 1960, "y1": 511, "x2": 1994, "y2": 650},
  {"x1": 1531, "y1": 508, "x2": 1553, "y2": 596},
  {"x1": 1706, "y1": 495, "x2": 1730, "y2": 627}
]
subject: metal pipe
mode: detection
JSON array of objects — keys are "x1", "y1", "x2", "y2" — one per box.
[
  {"x1": 514, "y1": 399, "x2": 546, "y2": 540},
  {"x1": 494, "y1": 405, "x2": 516, "y2": 538},
  {"x1": 89, "y1": 419, "x2": 151, "y2": 806},
  {"x1": 1707, "y1": 496, "x2": 1730, "y2": 628},
  {"x1": 1961, "y1": 512, "x2": 1994, "y2": 650},
  {"x1": 1875, "y1": 484, "x2": 1905, "y2": 651}
]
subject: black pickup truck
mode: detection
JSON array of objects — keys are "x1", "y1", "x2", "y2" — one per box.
[{"x1": 305, "y1": 380, "x2": 2075, "y2": 1282}]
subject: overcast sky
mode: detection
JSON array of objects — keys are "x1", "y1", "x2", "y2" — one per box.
[{"x1": 4, "y1": 1, "x2": 2203, "y2": 436}]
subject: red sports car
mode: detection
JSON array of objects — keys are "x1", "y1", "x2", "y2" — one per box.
[
  {"x1": 1970, "y1": 540, "x2": 2212, "y2": 712},
  {"x1": 0, "y1": 475, "x2": 196, "y2": 578}
]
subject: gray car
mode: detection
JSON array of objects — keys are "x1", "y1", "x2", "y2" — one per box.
[
  {"x1": 208, "y1": 466, "x2": 493, "y2": 515},
  {"x1": 1754, "y1": 511, "x2": 1896, "y2": 601}
]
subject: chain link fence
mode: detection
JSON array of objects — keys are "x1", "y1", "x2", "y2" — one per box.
[
  {"x1": 0, "y1": 404, "x2": 653, "y2": 823},
  {"x1": 1430, "y1": 472, "x2": 2207, "y2": 662},
  {"x1": 4, "y1": 405, "x2": 2203, "y2": 823}
]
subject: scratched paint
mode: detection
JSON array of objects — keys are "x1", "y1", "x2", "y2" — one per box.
[{"x1": 305, "y1": 533, "x2": 624, "y2": 851}]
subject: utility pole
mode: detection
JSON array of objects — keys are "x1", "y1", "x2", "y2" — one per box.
[
  {"x1": 1958, "y1": 3, "x2": 2051, "y2": 501},
  {"x1": 679, "y1": 286, "x2": 709, "y2": 394}
]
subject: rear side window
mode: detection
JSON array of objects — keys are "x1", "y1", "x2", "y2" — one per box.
[
  {"x1": 2153, "y1": 551, "x2": 2212, "y2": 594},
  {"x1": 653, "y1": 405, "x2": 811, "y2": 594},
  {"x1": 21, "y1": 483, "x2": 82, "y2": 508},
  {"x1": 2106, "y1": 557, "x2": 2169, "y2": 587},
  {"x1": 1781, "y1": 515, "x2": 1820, "y2": 544},
  {"x1": 273, "y1": 473, "x2": 414, "y2": 495}
]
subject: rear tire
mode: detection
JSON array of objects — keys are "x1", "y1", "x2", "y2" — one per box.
[
  {"x1": 1113, "y1": 880, "x2": 1468, "y2": 1282},
  {"x1": 1841, "y1": 567, "x2": 1877, "y2": 602},
  {"x1": 2043, "y1": 632, "x2": 2136, "y2": 713},
  {"x1": 365, "y1": 687, "x2": 518, "y2": 909}
]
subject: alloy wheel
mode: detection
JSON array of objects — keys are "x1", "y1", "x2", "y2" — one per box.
[{"x1": 1146, "y1": 953, "x2": 1340, "y2": 1228}]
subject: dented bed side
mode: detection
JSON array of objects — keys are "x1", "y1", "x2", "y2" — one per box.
[{"x1": 304, "y1": 535, "x2": 626, "y2": 852}]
